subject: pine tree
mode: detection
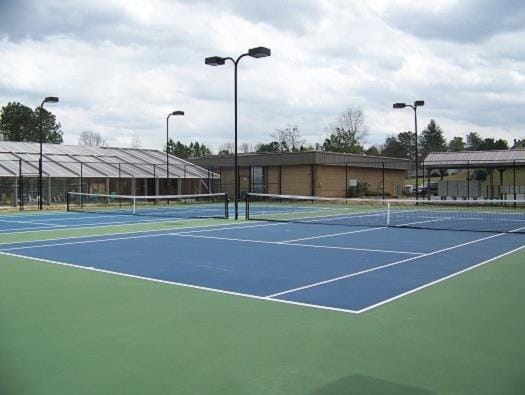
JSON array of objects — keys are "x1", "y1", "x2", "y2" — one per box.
[{"x1": 419, "y1": 119, "x2": 446, "y2": 158}]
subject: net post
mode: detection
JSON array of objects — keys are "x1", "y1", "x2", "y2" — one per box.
[
  {"x1": 133, "y1": 196, "x2": 136, "y2": 215},
  {"x1": 245, "y1": 193, "x2": 250, "y2": 220},
  {"x1": 225, "y1": 193, "x2": 229, "y2": 219},
  {"x1": 386, "y1": 202, "x2": 391, "y2": 226},
  {"x1": 66, "y1": 192, "x2": 70, "y2": 211}
]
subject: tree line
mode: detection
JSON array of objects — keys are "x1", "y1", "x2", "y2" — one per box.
[
  {"x1": 0, "y1": 102, "x2": 63, "y2": 144},
  {"x1": 379, "y1": 120, "x2": 509, "y2": 161},
  {"x1": 245, "y1": 108, "x2": 511, "y2": 160},
  {"x1": 0, "y1": 101, "x2": 513, "y2": 159}
]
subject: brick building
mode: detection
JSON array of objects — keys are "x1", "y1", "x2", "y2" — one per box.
[{"x1": 190, "y1": 151, "x2": 409, "y2": 198}]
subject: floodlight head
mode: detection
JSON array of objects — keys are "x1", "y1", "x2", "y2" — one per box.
[
  {"x1": 248, "y1": 46, "x2": 271, "y2": 58},
  {"x1": 44, "y1": 96, "x2": 59, "y2": 103},
  {"x1": 171, "y1": 110, "x2": 184, "y2": 116},
  {"x1": 205, "y1": 56, "x2": 225, "y2": 66},
  {"x1": 393, "y1": 103, "x2": 406, "y2": 109},
  {"x1": 414, "y1": 100, "x2": 425, "y2": 107}
]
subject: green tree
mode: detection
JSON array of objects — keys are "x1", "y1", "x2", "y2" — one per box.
[
  {"x1": 448, "y1": 136, "x2": 465, "y2": 152},
  {"x1": 364, "y1": 145, "x2": 381, "y2": 156},
  {"x1": 166, "y1": 139, "x2": 212, "y2": 158},
  {"x1": 0, "y1": 102, "x2": 63, "y2": 143},
  {"x1": 381, "y1": 131, "x2": 415, "y2": 159},
  {"x1": 480, "y1": 138, "x2": 508, "y2": 150},
  {"x1": 465, "y1": 132, "x2": 483, "y2": 151},
  {"x1": 322, "y1": 127, "x2": 364, "y2": 153},
  {"x1": 255, "y1": 141, "x2": 280, "y2": 153},
  {"x1": 419, "y1": 119, "x2": 446, "y2": 158},
  {"x1": 398, "y1": 131, "x2": 416, "y2": 160},
  {"x1": 189, "y1": 141, "x2": 212, "y2": 157},
  {"x1": 381, "y1": 136, "x2": 406, "y2": 158},
  {"x1": 465, "y1": 132, "x2": 508, "y2": 151}
]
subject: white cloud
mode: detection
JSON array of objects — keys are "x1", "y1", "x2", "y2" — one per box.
[{"x1": 0, "y1": 0, "x2": 524, "y2": 152}]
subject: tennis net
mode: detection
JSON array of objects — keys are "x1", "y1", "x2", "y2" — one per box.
[
  {"x1": 245, "y1": 193, "x2": 525, "y2": 234},
  {"x1": 67, "y1": 192, "x2": 229, "y2": 219}
]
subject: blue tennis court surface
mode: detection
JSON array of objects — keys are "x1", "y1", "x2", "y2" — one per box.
[
  {"x1": 0, "y1": 206, "x2": 228, "y2": 233},
  {"x1": 1, "y1": 207, "x2": 524, "y2": 313}
]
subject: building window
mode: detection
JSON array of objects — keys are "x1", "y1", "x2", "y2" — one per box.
[{"x1": 251, "y1": 166, "x2": 265, "y2": 193}]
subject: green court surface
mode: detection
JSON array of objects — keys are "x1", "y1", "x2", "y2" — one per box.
[{"x1": 1, "y1": 223, "x2": 524, "y2": 394}]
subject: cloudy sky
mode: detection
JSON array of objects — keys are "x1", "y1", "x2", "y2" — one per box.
[{"x1": 0, "y1": 0, "x2": 524, "y2": 151}]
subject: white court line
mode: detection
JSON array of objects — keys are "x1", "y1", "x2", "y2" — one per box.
[
  {"x1": 0, "y1": 218, "x2": 63, "y2": 226},
  {"x1": 174, "y1": 233, "x2": 423, "y2": 255},
  {"x1": 0, "y1": 221, "x2": 287, "y2": 249},
  {"x1": 355, "y1": 244, "x2": 525, "y2": 313},
  {"x1": 0, "y1": 250, "x2": 359, "y2": 314},
  {"x1": 0, "y1": 225, "x2": 421, "y2": 255},
  {"x1": 0, "y1": 219, "x2": 289, "y2": 247},
  {"x1": 0, "y1": 233, "x2": 176, "y2": 251},
  {"x1": 281, "y1": 226, "x2": 387, "y2": 243},
  {"x1": 2, "y1": 233, "x2": 524, "y2": 316},
  {"x1": 266, "y1": 232, "x2": 508, "y2": 298},
  {"x1": 0, "y1": 215, "x2": 214, "y2": 234},
  {"x1": 281, "y1": 218, "x2": 449, "y2": 243}
]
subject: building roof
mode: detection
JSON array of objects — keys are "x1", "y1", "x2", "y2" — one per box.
[
  {"x1": 0, "y1": 142, "x2": 215, "y2": 179},
  {"x1": 424, "y1": 149, "x2": 525, "y2": 168},
  {"x1": 190, "y1": 151, "x2": 409, "y2": 170}
]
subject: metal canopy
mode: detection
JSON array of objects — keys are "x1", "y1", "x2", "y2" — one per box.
[
  {"x1": 424, "y1": 150, "x2": 525, "y2": 169},
  {"x1": 0, "y1": 142, "x2": 216, "y2": 179}
]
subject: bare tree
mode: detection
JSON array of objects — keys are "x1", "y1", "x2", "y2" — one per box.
[
  {"x1": 322, "y1": 107, "x2": 368, "y2": 153},
  {"x1": 78, "y1": 130, "x2": 106, "y2": 147},
  {"x1": 130, "y1": 134, "x2": 142, "y2": 149},
  {"x1": 326, "y1": 107, "x2": 368, "y2": 143},
  {"x1": 218, "y1": 142, "x2": 234, "y2": 155},
  {"x1": 239, "y1": 143, "x2": 254, "y2": 153},
  {"x1": 270, "y1": 125, "x2": 305, "y2": 152}
]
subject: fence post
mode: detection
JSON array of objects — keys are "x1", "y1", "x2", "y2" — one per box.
[
  {"x1": 345, "y1": 162, "x2": 348, "y2": 198},
  {"x1": 18, "y1": 158, "x2": 23, "y2": 211},
  {"x1": 310, "y1": 164, "x2": 315, "y2": 196},
  {"x1": 466, "y1": 161, "x2": 470, "y2": 200},
  {"x1": 382, "y1": 162, "x2": 385, "y2": 200},
  {"x1": 118, "y1": 163, "x2": 122, "y2": 207},
  {"x1": 426, "y1": 166, "x2": 430, "y2": 200},
  {"x1": 80, "y1": 162, "x2": 83, "y2": 208},
  {"x1": 248, "y1": 165, "x2": 252, "y2": 194},
  {"x1": 513, "y1": 160, "x2": 516, "y2": 201},
  {"x1": 279, "y1": 165, "x2": 282, "y2": 195}
]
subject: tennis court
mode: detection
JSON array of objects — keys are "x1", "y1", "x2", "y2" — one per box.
[{"x1": 2, "y1": 193, "x2": 524, "y2": 313}]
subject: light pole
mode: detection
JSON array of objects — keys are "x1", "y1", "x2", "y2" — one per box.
[
  {"x1": 205, "y1": 46, "x2": 271, "y2": 220},
  {"x1": 39, "y1": 96, "x2": 59, "y2": 210},
  {"x1": 166, "y1": 110, "x2": 184, "y2": 195},
  {"x1": 393, "y1": 100, "x2": 424, "y2": 200}
]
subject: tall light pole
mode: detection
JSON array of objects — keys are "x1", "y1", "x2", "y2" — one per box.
[
  {"x1": 393, "y1": 100, "x2": 424, "y2": 200},
  {"x1": 205, "y1": 46, "x2": 271, "y2": 220},
  {"x1": 166, "y1": 110, "x2": 184, "y2": 194},
  {"x1": 39, "y1": 96, "x2": 59, "y2": 210}
]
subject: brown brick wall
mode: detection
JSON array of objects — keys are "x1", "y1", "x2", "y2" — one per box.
[
  {"x1": 266, "y1": 166, "x2": 281, "y2": 194},
  {"x1": 316, "y1": 165, "x2": 406, "y2": 197},
  {"x1": 281, "y1": 165, "x2": 313, "y2": 195},
  {"x1": 212, "y1": 164, "x2": 406, "y2": 198}
]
